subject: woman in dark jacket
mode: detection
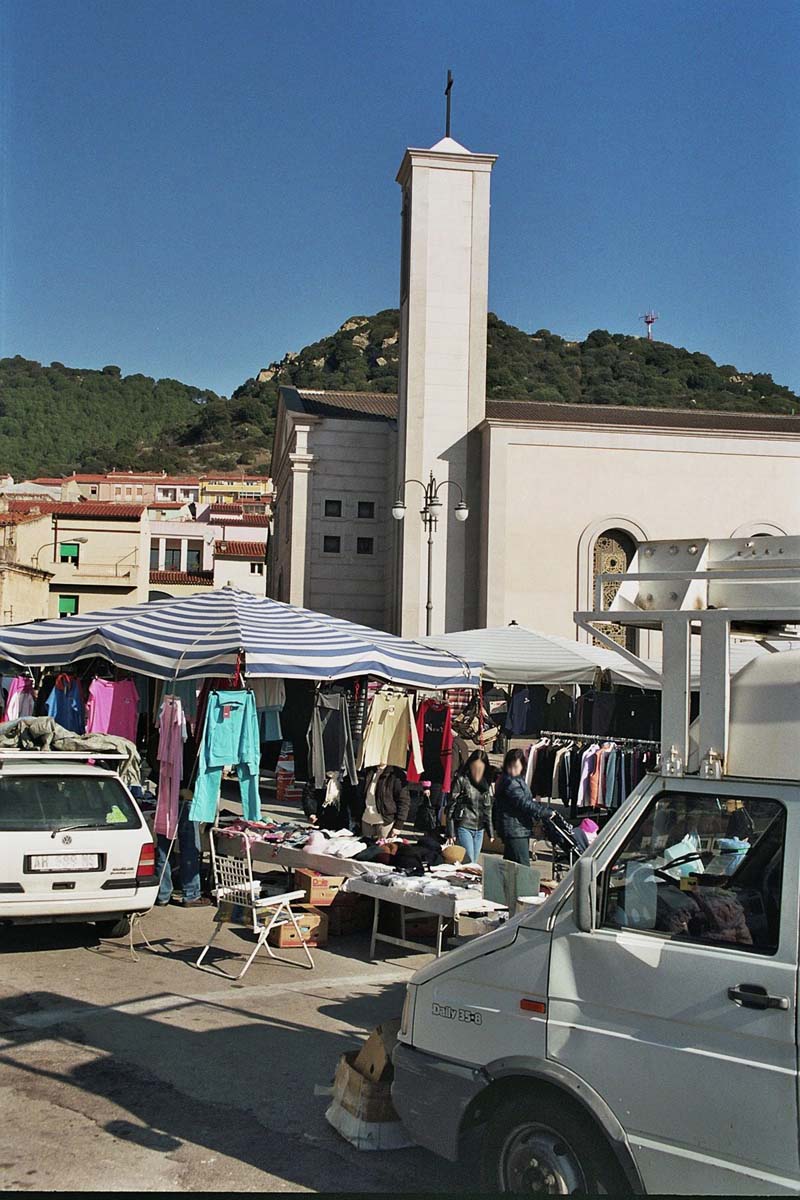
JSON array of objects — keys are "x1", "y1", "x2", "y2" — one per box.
[
  {"x1": 494, "y1": 748, "x2": 555, "y2": 864},
  {"x1": 446, "y1": 750, "x2": 494, "y2": 863}
]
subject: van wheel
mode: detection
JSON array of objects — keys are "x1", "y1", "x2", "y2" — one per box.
[
  {"x1": 94, "y1": 917, "x2": 130, "y2": 939},
  {"x1": 481, "y1": 1093, "x2": 627, "y2": 1194}
]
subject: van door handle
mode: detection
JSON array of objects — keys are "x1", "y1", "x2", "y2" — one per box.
[{"x1": 728, "y1": 984, "x2": 789, "y2": 1011}]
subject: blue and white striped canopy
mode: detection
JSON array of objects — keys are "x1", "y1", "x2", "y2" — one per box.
[{"x1": 0, "y1": 588, "x2": 480, "y2": 688}]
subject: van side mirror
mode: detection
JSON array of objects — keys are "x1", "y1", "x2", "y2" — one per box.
[{"x1": 573, "y1": 855, "x2": 597, "y2": 933}]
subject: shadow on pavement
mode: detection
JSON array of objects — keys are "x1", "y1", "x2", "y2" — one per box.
[{"x1": 0, "y1": 977, "x2": 466, "y2": 1192}]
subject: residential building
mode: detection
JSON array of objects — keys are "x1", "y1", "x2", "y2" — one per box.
[
  {"x1": 213, "y1": 540, "x2": 268, "y2": 595},
  {"x1": 270, "y1": 129, "x2": 800, "y2": 643},
  {"x1": 29, "y1": 472, "x2": 201, "y2": 505},
  {"x1": 198, "y1": 474, "x2": 273, "y2": 510},
  {"x1": 9, "y1": 501, "x2": 150, "y2": 618},
  {"x1": 146, "y1": 504, "x2": 268, "y2": 598},
  {"x1": 0, "y1": 510, "x2": 55, "y2": 623}
]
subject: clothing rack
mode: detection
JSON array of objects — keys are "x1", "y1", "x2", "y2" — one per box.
[{"x1": 537, "y1": 730, "x2": 661, "y2": 749}]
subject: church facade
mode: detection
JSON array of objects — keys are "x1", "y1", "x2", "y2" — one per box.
[{"x1": 269, "y1": 134, "x2": 800, "y2": 643}]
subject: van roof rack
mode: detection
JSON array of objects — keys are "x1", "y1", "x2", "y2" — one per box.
[{"x1": 575, "y1": 535, "x2": 800, "y2": 776}]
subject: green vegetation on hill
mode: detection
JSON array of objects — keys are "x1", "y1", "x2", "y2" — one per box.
[
  {"x1": 233, "y1": 310, "x2": 798, "y2": 422},
  {"x1": 2, "y1": 313, "x2": 796, "y2": 478},
  {"x1": 0, "y1": 357, "x2": 269, "y2": 478}
]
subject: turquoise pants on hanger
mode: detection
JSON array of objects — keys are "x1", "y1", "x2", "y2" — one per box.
[{"x1": 190, "y1": 690, "x2": 261, "y2": 822}]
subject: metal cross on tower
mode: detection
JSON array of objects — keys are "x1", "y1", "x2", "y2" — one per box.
[{"x1": 445, "y1": 70, "x2": 453, "y2": 137}]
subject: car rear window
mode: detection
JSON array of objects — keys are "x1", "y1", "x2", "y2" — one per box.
[{"x1": 0, "y1": 775, "x2": 141, "y2": 832}]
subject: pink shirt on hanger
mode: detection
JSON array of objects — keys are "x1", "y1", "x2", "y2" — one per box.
[{"x1": 86, "y1": 678, "x2": 139, "y2": 742}]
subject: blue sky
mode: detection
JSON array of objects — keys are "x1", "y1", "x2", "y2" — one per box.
[{"x1": 2, "y1": 0, "x2": 798, "y2": 396}]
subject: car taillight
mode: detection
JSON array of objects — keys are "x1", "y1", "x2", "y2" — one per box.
[{"x1": 136, "y1": 842, "x2": 156, "y2": 880}]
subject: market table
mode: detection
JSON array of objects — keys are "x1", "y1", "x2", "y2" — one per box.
[
  {"x1": 343, "y1": 877, "x2": 506, "y2": 959},
  {"x1": 246, "y1": 841, "x2": 394, "y2": 880},
  {"x1": 213, "y1": 830, "x2": 396, "y2": 881}
]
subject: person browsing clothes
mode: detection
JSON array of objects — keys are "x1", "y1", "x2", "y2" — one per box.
[
  {"x1": 494, "y1": 748, "x2": 556, "y2": 864},
  {"x1": 445, "y1": 750, "x2": 494, "y2": 864}
]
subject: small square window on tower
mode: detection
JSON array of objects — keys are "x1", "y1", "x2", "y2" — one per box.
[
  {"x1": 357, "y1": 537, "x2": 374, "y2": 556},
  {"x1": 357, "y1": 501, "x2": 375, "y2": 519},
  {"x1": 324, "y1": 499, "x2": 342, "y2": 518},
  {"x1": 323, "y1": 535, "x2": 341, "y2": 554}
]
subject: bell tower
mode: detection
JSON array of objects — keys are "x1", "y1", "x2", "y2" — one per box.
[{"x1": 393, "y1": 121, "x2": 497, "y2": 636}]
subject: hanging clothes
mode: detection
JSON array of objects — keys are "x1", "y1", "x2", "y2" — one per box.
[
  {"x1": 308, "y1": 690, "x2": 358, "y2": 789},
  {"x1": 505, "y1": 686, "x2": 547, "y2": 737},
  {"x1": 407, "y1": 698, "x2": 453, "y2": 792},
  {"x1": 250, "y1": 677, "x2": 286, "y2": 742},
  {"x1": 34, "y1": 672, "x2": 56, "y2": 717},
  {"x1": 44, "y1": 674, "x2": 85, "y2": 734},
  {"x1": 3, "y1": 676, "x2": 35, "y2": 722},
  {"x1": 85, "y1": 678, "x2": 139, "y2": 741},
  {"x1": 359, "y1": 689, "x2": 422, "y2": 773},
  {"x1": 190, "y1": 689, "x2": 261, "y2": 822},
  {"x1": 155, "y1": 694, "x2": 187, "y2": 839},
  {"x1": 576, "y1": 743, "x2": 601, "y2": 808},
  {"x1": 545, "y1": 688, "x2": 575, "y2": 733},
  {"x1": 347, "y1": 677, "x2": 369, "y2": 760},
  {"x1": 171, "y1": 678, "x2": 199, "y2": 725},
  {"x1": 280, "y1": 679, "x2": 315, "y2": 782}
]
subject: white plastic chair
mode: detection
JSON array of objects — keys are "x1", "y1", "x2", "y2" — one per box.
[{"x1": 196, "y1": 827, "x2": 314, "y2": 980}]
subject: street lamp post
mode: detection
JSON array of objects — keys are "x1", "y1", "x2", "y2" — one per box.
[
  {"x1": 32, "y1": 536, "x2": 88, "y2": 568},
  {"x1": 391, "y1": 471, "x2": 469, "y2": 636}
]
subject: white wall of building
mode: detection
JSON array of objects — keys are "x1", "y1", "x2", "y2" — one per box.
[
  {"x1": 213, "y1": 557, "x2": 267, "y2": 594},
  {"x1": 481, "y1": 416, "x2": 800, "y2": 641}
]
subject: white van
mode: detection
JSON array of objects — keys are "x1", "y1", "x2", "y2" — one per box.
[
  {"x1": 0, "y1": 756, "x2": 158, "y2": 937},
  {"x1": 392, "y1": 537, "x2": 800, "y2": 1194}
]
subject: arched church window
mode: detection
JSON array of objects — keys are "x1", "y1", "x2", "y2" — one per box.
[{"x1": 592, "y1": 528, "x2": 637, "y2": 651}]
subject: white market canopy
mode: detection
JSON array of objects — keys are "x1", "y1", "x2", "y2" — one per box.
[
  {"x1": 421, "y1": 624, "x2": 782, "y2": 690},
  {"x1": 0, "y1": 588, "x2": 481, "y2": 689}
]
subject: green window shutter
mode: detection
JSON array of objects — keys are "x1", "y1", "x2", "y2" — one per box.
[
  {"x1": 58, "y1": 596, "x2": 78, "y2": 617},
  {"x1": 60, "y1": 542, "x2": 79, "y2": 562}
]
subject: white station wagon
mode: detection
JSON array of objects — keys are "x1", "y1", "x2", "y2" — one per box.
[{"x1": 0, "y1": 756, "x2": 157, "y2": 937}]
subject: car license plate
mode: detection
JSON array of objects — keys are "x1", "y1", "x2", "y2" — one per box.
[{"x1": 28, "y1": 854, "x2": 101, "y2": 872}]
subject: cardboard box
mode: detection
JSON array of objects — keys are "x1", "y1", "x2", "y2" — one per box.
[
  {"x1": 353, "y1": 1019, "x2": 401, "y2": 1083},
  {"x1": 326, "y1": 893, "x2": 373, "y2": 937},
  {"x1": 332, "y1": 1051, "x2": 396, "y2": 1123},
  {"x1": 267, "y1": 904, "x2": 329, "y2": 948},
  {"x1": 293, "y1": 868, "x2": 346, "y2": 908}
]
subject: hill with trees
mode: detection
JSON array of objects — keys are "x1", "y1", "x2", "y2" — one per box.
[
  {"x1": 232, "y1": 309, "x2": 798, "y2": 424},
  {"x1": 2, "y1": 313, "x2": 796, "y2": 477}
]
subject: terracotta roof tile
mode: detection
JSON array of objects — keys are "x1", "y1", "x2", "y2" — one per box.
[
  {"x1": 149, "y1": 570, "x2": 214, "y2": 585},
  {"x1": 282, "y1": 386, "x2": 398, "y2": 421},
  {"x1": 214, "y1": 540, "x2": 267, "y2": 559},
  {"x1": 8, "y1": 501, "x2": 146, "y2": 519},
  {"x1": 216, "y1": 513, "x2": 271, "y2": 527},
  {"x1": 280, "y1": 385, "x2": 800, "y2": 434},
  {"x1": 0, "y1": 511, "x2": 50, "y2": 526}
]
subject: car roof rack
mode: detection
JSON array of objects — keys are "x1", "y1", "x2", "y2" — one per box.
[{"x1": 0, "y1": 751, "x2": 128, "y2": 763}]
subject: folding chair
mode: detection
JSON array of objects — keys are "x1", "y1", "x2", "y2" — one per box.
[{"x1": 196, "y1": 828, "x2": 314, "y2": 980}]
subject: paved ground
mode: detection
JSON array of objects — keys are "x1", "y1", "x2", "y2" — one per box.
[{"x1": 0, "y1": 905, "x2": 466, "y2": 1192}]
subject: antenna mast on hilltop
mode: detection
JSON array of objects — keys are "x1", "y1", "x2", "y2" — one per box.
[{"x1": 640, "y1": 310, "x2": 659, "y2": 340}]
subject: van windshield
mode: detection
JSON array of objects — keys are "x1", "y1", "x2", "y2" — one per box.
[
  {"x1": 0, "y1": 775, "x2": 141, "y2": 832},
  {"x1": 603, "y1": 792, "x2": 785, "y2": 955}
]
